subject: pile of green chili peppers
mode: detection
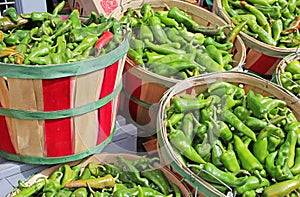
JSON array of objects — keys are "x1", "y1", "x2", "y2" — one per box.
[
  {"x1": 222, "y1": 0, "x2": 300, "y2": 47},
  {"x1": 11, "y1": 156, "x2": 181, "y2": 197},
  {"x1": 280, "y1": 58, "x2": 300, "y2": 97},
  {"x1": 0, "y1": 1, "x2": 124, "y2": 65},
  {"x1": 165, "y1": 81, "x2": 300, "y2": 196},
  {"x1": 122, "y1": 4, "x2": 245, "y2": 80}
]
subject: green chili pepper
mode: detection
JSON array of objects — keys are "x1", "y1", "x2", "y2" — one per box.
[
  {"x1": 71, "y1": 187, "x2": 87, "y2": 197},
  {"x1": 168, "y1": 7, "x2": 223, "y2": 36},
  {"x1": 217, "y1": 141, "x2": 241, "y2": 173},
  {"x1": 203, "y1": 37, "x2": 233, "y2": 51},
  {"x1": 237, "y1": 176, "x2": 270, "y2": 195},
  {"x1": 168, "y1": 122, "x2": 206, "y2": 164},
  {"x1": 3, "y1": 7, "x2": 18, "y2": 23},
  {"x1": 234, "y1": 105, "x2": 250, "y2": 121},
  {"x1": 244, "y1": 117, "x2": 268, "y2": 131},
  {"x1": 266, "y1": 151, "x2": 294, "y2": 181},
  {"x1": 189, "y1": 163, "x2": 247, "y2": 187},
  {"x1": 139, "y1": 22, "x2": 154, "y2": 42},
  {"x1": 14, "y1": 180, "x2": 45, "y2": 197},
  {"x1": 208, "y1": 81, "x2": 245, "y2": 99},
  {"x1": 240, "y1": 1, "x2": 271, "y2": 34},
  {"x1": 165, "y1": 28, "x2": 187, "y2": 45},
  {"x1": 117, "y1": 156, "x2": 150, "y2": 187},
  {"x1": 226, "y1": 19, "x2": 248, "y2": 46},
  {"x1": 291, "y1": 148, "x2": 300, "y2": 175},
  {"x1": 155, "y1": 11, "x2": 179, "y2": 27},
  {"x1": 52, "y1": 1, "x2": 65, "y2": 16},
  {"x1": 276, "y1": 128, "x2": 297, "y2": 168},
  {"x1": 247, "y1": 20, "x2": 276, "y2": 46},
  {"x1": 148, "y1": 16, "x2": 171, "y2": 44},
  {"x1": 55, "y1": 189, "x2": 72, "y2": 197},
  {"x1": 73, "y1": 34, "x2": 98, "y2": 55},
  {"x1": 144, "y1": 39, "x2": 185, "y2": 55},
  {"x1": 172, "y1": 96, "x2": 212, "y2": 113},
  {"x1": 242, "y1": 190, "x2": 256, "y2": 197},
  {"x1": 224, "y1": 110, "x2": 257, "y2": 141},
  {"x1": 141, "y1": 169, "x2": 170, "y2": 195},
  {"x1": 262, "y1": 177, "x2": 300, "y2": 197},
  {"x1": 195, "y1": 134, "x2": 212, "y2": 161},
  {"x1": 285, "y1": 60, "x2": 300, "y2": 75},
  {"x1": 210, "y1": 111, "x2": 232, "y2": 142},
  {"x1": 195, "y1": 52, "x2": 225, "y2": 72},
  {"x1": 221, "y1": 0, "x2": 237, "y2": 17},
  {"x1": 181, "y1": 113, "x2": 194, "y2": 145},
  {"x1": 127, "y1": 48, "x2": 144, "y2": 66},
  {"x1": 69, "y1": 9, "x2": 81, "y2": 29},
  {"x1": 253, "y1": 129, "x2": 269, "y2": 164},
  {"x1": 206, "y1": 44, "x2": 224, "y2": 66},
  {"x1": 211, "y1": 140, "x2": 224, "y2": 167},
  {"x1": 234, "y1": 135, "x2": 263, "y2": 173},
  {"x1": 270, "y1": 19, "x2": 283, "y2": 43},
  {"x1": 140, "y1": 3, "x2": 154, "y2": 22},
  {"x1": 52, "y1": 19, "x2": 72, "y2": 39}
]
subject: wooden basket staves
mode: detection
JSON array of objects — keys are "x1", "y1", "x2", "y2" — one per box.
[{"x1": 0, "y1": 36, "x2": 129, "y2": 165}]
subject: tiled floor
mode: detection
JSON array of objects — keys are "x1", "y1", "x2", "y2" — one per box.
[{"x1": 1, "y1": 115, "x2": 137, "y2": 197}]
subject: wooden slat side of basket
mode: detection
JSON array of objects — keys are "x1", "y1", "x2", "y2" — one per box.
[
  {"x1": 157, "y1": 71, "x2": 300, "y2": 197},
  {"x1": 213, "y1": 0, "x2": 298, "y2": 58}
]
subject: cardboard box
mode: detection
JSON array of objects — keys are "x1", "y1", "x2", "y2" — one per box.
[{"x1": 68, "y1": 0, "x2": 124, "y2": 17}]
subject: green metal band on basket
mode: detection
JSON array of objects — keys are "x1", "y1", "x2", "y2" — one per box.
[
  {"x1": 0, "y1": 36, "x2": 129, "y2": 79},
  {"x1": 0, "y1": 83, "x2": 122, "y2": 120},
  {"x1": 121, "y1": 87, "x2": 159, "y2": 111},
  {"x1": 0, "y1": 125, "x2": 116, "y2": 165}
]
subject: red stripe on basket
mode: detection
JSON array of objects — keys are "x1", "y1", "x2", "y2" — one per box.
[
  {"x1": 123, "y1": 71, "x2": 142, "y2": 121},
  {"x1": 0, "y1": 103, "x2": 16, "y2": 154},
  {"x1": 97, "y1": 61, "x2": 119, "y2": 144},
  {"x1": 247, "y1": 54, "x2": 279, "y2": 74},
  {"x1": 43, "y1": 78, "x2": 73, "y2": 157}
]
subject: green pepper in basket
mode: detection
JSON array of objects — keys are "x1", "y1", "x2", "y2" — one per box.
[
  {"x1": 168, "y1": 121, "x2": 206, "y2": 164},
  {"x1": 224, "y1": 110, "x2": 257, "y2": 141},
  {"x1": 172, "y1": 96, "x2": 212, "y2": 113},
  {"x1": 236, "y1": 176, "x2": 270, "y2": 195},
  {"x1": 266, "y1": 151, "x2": 294, "y2": 181},
  {"x1": 14, "y1": 180, "x2": 45, "y2": 197},
  {"x1": 141, "y1": 168, "x2": 170, "y2": 195},
  {"x1": 234, "y1": 135, "x2": 265, "y2": 179},
  {"x1": 262, "y1": 177, "x2": 300, "y2": 197},
  {"x1": 148, "y1": 16, "x2": 171, "y2": 44},
  {"x1": 195, "y1": 52, "x2": 225, "y2": 73},
  {"x1": 216, "y1": 141, "x2": 241, "y2": 173},
  {"x1": 140, "y1": 3, "x2": 154, "y2": 22},
  {"x1": 155, "y1": 11, "x2": 179, "y2": 27},
  {"x1": 3, "y1": 7, "x2": 19, "y2": 23},
  {"x1": 285, "y1": 59, "x2": 300, "y2": 75},
  {"x1": 189, "y1": 162, "x2": 247, "y2": 188}
]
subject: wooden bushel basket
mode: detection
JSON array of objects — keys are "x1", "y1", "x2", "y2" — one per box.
[
  {"x1": 213, "y1": 0, "x2": 299, "y2": 76},
  {"x1": 118, "y1": 0, "x2": 246, "y2": 136},
  {"x1": 273, "y1": 52, "x2": 300, "y2": 97},
  {"x1": 0, "y1": 36, "x2": 129, "y2": 165},
  {"x1": 157, "y1": 71, "x2": 300, "y2": 197},
  {"x1": 8, "y1": 153, "x2": 193, "y2": 197}
]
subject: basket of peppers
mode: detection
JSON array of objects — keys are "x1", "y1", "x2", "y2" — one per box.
[
  {"x1": 0, "y1": 1, "x2": 130, "y2": 164},
  {"x1": 157, "y1": 71, "x2": 300, "y2": 196},
  {"x1": 119, "y1": 0, "x2": 246, "y2": 132},
  {"x1": 214, "y1": 0, "x2": 300, "y2": 58},
  {"x1": 8, "y1": 154, "x2": 192, "y2": 197},
  {"x1": 273, "y1": 52, "x2": 300, "y2": 99}
]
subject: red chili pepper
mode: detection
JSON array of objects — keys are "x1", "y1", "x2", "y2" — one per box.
[{"x1": 94, "y1": 30, "x2": 114, "y2": 56}]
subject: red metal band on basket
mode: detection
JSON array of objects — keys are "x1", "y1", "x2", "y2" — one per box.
[
  {"x1": 97, "y1": 61, "x2": 119, "y2": 144},
  {"x1": 43, "y1": 78, "x2": 73, "y2": 157},
  {"x1": 0, "y1": 103, "x2": 17, "y2": 154}
]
